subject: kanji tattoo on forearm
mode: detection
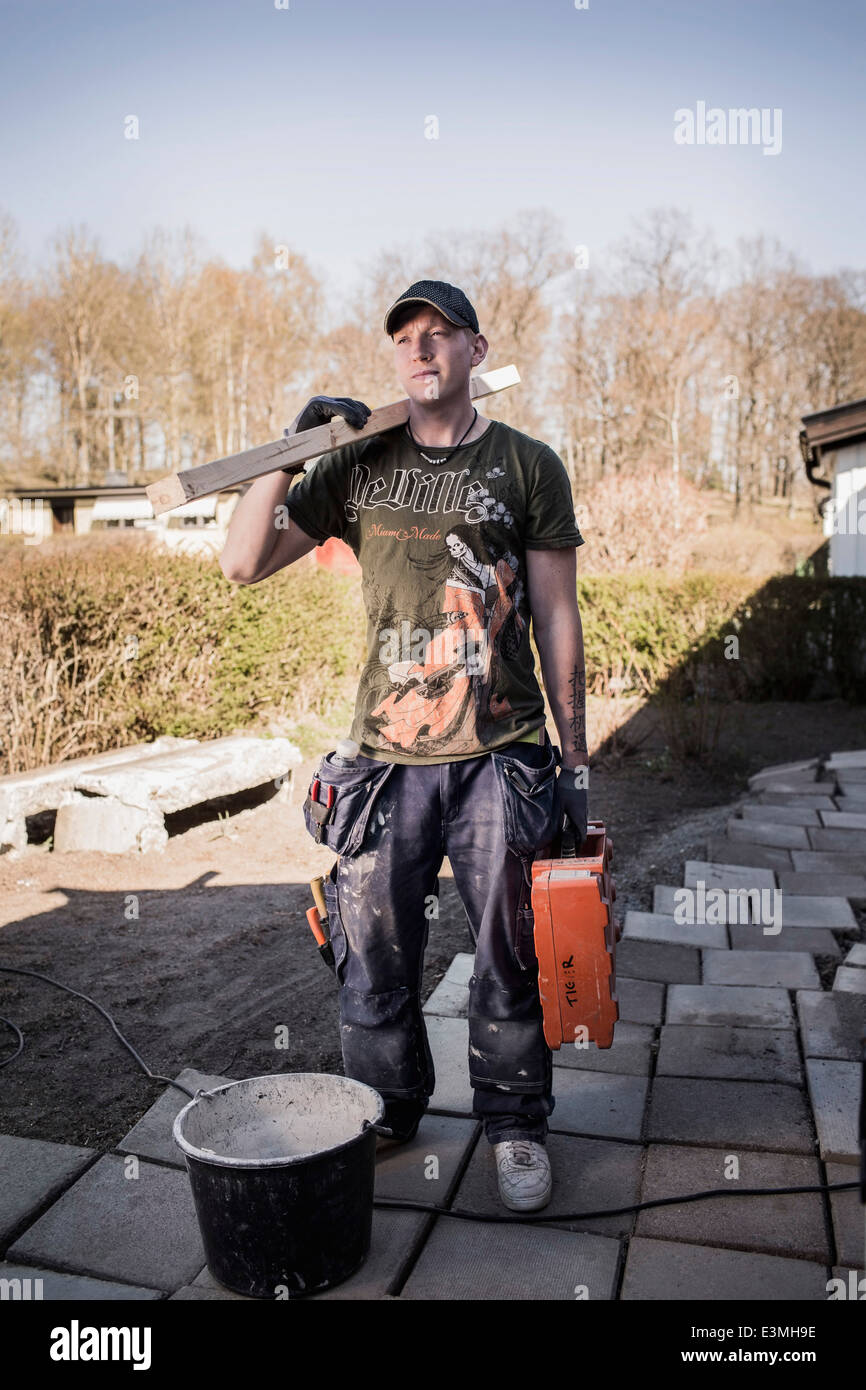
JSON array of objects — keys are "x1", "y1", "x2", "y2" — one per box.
[{"x1": 567, "y1": 664, "x2": 587, "y2": 758}]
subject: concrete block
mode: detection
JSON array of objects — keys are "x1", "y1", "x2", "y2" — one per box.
[
  {"x1": 741, "y1": 803, "x2": 821, "y2": 826},
  {"x1": 704, "y1": 837, "x2": 792, "y2": 871},
  {"x1": 0, "y1": 1135, "x2": 96, "y2": 1245},
  {"x1": 553, "y1": 1020, "x2": 654, "y2": 1076},
  {"x1": 427, "y1": 1016, "x2": 472, "y2": 1115},
  {"x1": 452, "y1": 1130, "x2": 642, "y2": 1239},
  {"x1": 117, "y1": 1069, "x2": 237, "y2": 1167},
  {"x1": 667, "y1": 984, "x2": 794, "y2": 1030},
  {"x1": 778, "y1": 872, "x2": 866, "y2": 900},
  {"x1": 833, "y1": 965, "x2": 866, "y2": 994},
  {"x1": 615, "y1": 938, "x2": 700, "y2": 985},
  {"x1": 685, "y1": 861, "x2": 776, "y2": 892},
  {"x1": 615, "y1": 976, "x2": 665, "y2": 1026},
  {"x1": 635, "y1": 1145, "x2": 827, "y2": 1260},
  {"x1": 748, "y1": 759, "x2": 819, "y2": 788},
  {"x1": 835, "y1": 768, "x2": 866, "y2": 785},
  {"x1": 647, "y1": 1077, "x2": 814, "y2": 1152},
  {"x1": 400, "y1": 1217, "x2": 622, "y2": 1300},
  {"x1": 653, "y1": 882, "x2": 751, "y2": 923},
  {"x1": 843, "y1": 943, "x2": 866, "y2": 966},
  {"x1": 623, "y1": 910, "x2": 727, "y2": 950},
  {"x1": 702, "y1": 949, "x2": 820, "y2": 990},
  {"x1": 791, "y1": 850, "x2": 866, "y2": 873},
  {"x1": 825, "y1": 1162, "x2": 865, "y2": 1269},
  {"x1": 727, "y1": 818, "x2": 810, "y2": 849},
  {"x1": 796, "y1": 990, "x2": 864, "y2": 1062},
  {"x1": 805, "y1": 1059, "x2": 862, "y2": 1164},
  {"x1": 548, "y1": 1068, "x2": 649, "y2": 1141},
  {"x1": 835, "y1": 792, "x2": 866, "y2": 810},
  {"x1": 0, "y1": 1262, "x2": 163, "y2": 1300},
  {"x1": 808, "y1": 827, "x2": 866, "y2": 852},
  {"x1": 621, "y1": 1237, "x2": 829, "y2": 1300},
  {"x1": 54, "y1": 796, "x2": 163, "y2": 854},
  {"x1": 729, "y1": 924, "x2": 840, "y2": 956},
  {"x1": 753, "y1": 779, "x2": 836, "y2": 795},
  {"x1": 652, "y1": 884, "x2": 681, "y2": 915},
  {"x1": 820, "y1": 810, "x2": 866, "y2": 830},
  {"x1": 444, "y1": 952, "x2": 474, "y2": 986},
  {"x1": 7, "y1": 1155, "x2": 206, "y2": 1291},
  {"x1": 825, "y1": 750, "x2": 866, "y2": 770},
  {"x1": 374, "y1": 1115, "x2": 479, "y2": 1204},
  {"x1": 756, "y1": 793, "x2": 837, "y2": 811},
  {"x1": 656, "y1": 1024, "x2": 802, "y2": 1084},
  {"x1": 422, "y1": 977, "x2": 469, "y2": 1018},
  {"x1": 778, "y1": 895, "x2": 858, "y2": 928}
]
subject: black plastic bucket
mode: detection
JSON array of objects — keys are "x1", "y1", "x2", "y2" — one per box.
[{"x1": 173, "y1": 1072, "x2": 386, "y2": 1299}]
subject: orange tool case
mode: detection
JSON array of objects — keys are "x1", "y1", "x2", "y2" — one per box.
[{"x1": 530, "y1": 821, "x2": 619, "y2": 1050}]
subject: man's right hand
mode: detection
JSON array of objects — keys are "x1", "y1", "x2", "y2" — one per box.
[{"x1": 286, "y1": 396, "x2": 372, "y2": 436}]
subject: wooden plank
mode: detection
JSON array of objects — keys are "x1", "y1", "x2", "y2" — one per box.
[{"x1": 146, "y1": 364, "x2": 521, "y2": 515}]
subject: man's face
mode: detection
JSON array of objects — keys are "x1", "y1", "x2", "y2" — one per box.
[{"x1": 391, "y1": 308, "x2": 486, "y2": 404}]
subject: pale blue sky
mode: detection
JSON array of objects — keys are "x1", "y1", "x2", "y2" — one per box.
[{"x1": 0, "y1": 0, "x2": 862, "y2": 308}]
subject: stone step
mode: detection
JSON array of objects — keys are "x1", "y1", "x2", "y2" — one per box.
[
  {"x1": 747, "y1": 760, "x2": 819, "y2": 790},
  {"x1": 825, "y1": 749, "x2": 866, "y2": 770},
  {"x1": 756, "y1": 792, "x2": 838, "y2": 811}
]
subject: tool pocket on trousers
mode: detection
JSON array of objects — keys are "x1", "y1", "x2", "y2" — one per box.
[
  {"x1": 512, "y1": 903, "x2": 539, "y2": 973},
  {"x1": 492, "y1": 745, "x2": 558, "y2": 857},
  {"x1": 323, "y1": 874, "x2": 348, "y2": 985},
  {"x1": 303, "y1": 753, "x2": 396, "y2": 856}
]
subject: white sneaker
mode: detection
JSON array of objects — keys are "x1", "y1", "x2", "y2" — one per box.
[{"x1": 493, "y1": 1139, "x2": 552, "y2": 1212}]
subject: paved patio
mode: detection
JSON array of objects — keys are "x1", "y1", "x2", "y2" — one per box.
[{"x1": 1, "y1": 751, "x2": 864, "y2": 1300}]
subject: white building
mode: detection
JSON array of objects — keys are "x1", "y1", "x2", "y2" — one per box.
[{"x1": 800, "y1": 398, "x2": 866, "y2": 577}]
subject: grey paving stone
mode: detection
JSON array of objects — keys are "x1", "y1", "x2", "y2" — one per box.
[
  {"x1": 444, "y1": 952, "x2": 474, "y2": 986},
  {"x1": 820, "y1": 810, "x2": 866, "y2": 830},
  {"x1": 833, "y1": 965, "x2": 866, "y2": 994},
  {"x1": 452, "y1": 1130, "x2": 641, "y2": 1239},
  {"x1": 0, "y1": 1263, "x2": 163, "y2": 1300},
  {"x1": 0, "y1": 1135, "x2": 96, "y2": 1246},
  {"x1": 652, "y1": 882, "x2": 749, "y2": 922},
  {"x1": 422, "y1": 977, "x2": 469, "y2": 1018},
  {"x1": 657, "y1": 1024, "x2": 802, "y2": 1085},
  {"x1": 704, "y1": 837, "x2": 792, "y2": 871},
  {"x1": 748, "y1": 759, "x2": 819, "y2": 788},
  {"x1": 548, "y1": 1068, "x2": 649, "y2": 1141},
  {"x1": 808, "y1": 826, "x2": 866, "y2": 852},
  {"x1": 427, "y1": 1015, "x2": 472, "y2": 1115},
  {"x1": 702, "y1": 949, "x2": 820, "y2": 990},
  {"x1": 755, "y1": 779, "x2": 836, "y2": 795},
  {"x1": 647, "y1": 1077, "x2": 814, "y2": 1152},
  {"x1": 778, "y1": 871, "x2": 866, "y2": 899},
  {"x1": 779, "y1": 894, "x2": 858, "y2": 928},
  {"x1": 835, "y1": 792, "x2": 866, "y2": 810},
  {"x1": 825, "y1": 750, "x2": 866, "y2": 769},
  {"x1": 653, "y1": 884, "x2": 683, "y2": 915},
  {"x1": 844, "y1": 943, "x2": 866, "y2": 966},
  {"x1": 727, "y1": 818, "x2": 811, "y2": 849},
  {"x1": 615, "y1": 976, "x2": 665, "y2": 1026},
  {"x1": 797, "y1": 990, "x2": 863, "y2": 1062},
  {"x1": 553, "y1": 1020, "x2": 654, "y2": 1076},
  {"x1": 623, "y1": 910, "x2": 727, "y2": 949},
  {"x1": 825, "y1": 1163, "x2": 865, "y2": 1269},
  {"x1": 117, "y1": 1068, "x2": 236, "y2": 1168},
  {"x1": 805, "y1": 1059, "x2": 861, "y2": 1164},
  {"x1": 400, "y1": 1217, "x2": 621, "y2": 1300},
  {"x1": 756, "y1": 793, "x2": 837, "y2": 811},
  {"x1": 615, "y1": 939, "x2": 700, "y2": 985},
  {"x1": 729, "y1": 924, "x2": 840, "y2": 957},
  {"x1": 7, "y1": 1155, "x2": 205, "y2": 1292},
  {"x1": 792, "y1": 850, "x2": 866, "y2": 873},
  {"x1": 621, "y1": 1237, "x2": 829, "y2": 1300},
  {"x1": 741, "y1": 803, "x2": 821, "y2": 826},
  {"x1": 635, "y1": 1146, "x2": 828, "y2": 1260},
  {"x1": 836, "y1": 768, "x2": 866, "y2": 784},
  {"x1": 667, "y1": 984, "x2": 794, "y2": 1030},
  {"x1": 374, "y1": 1114, "x2": 479, "y2": 1203},
  {"x1": 685, "y1": 861, "x2": 776, "y2": 891}
]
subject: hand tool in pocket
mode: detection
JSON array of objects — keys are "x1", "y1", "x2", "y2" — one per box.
[
  {"x1": 306, "y1": 778, "x2": 336, "y2": 843},
  {"x1": 306, "y1": 874, "x2": 336, "y2": 973}
]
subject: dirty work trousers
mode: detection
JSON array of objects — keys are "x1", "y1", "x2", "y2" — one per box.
[{"x1": 305, "y1": 735, "x2": 560, "y2": 1144}]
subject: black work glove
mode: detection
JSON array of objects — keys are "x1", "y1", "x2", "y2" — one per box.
[
  {"x1": 554, "y1": 766, "x2": 588, "y2": 854},
  {"x1": 282, "y1": 397, "x2": 372, "y2": 474}
]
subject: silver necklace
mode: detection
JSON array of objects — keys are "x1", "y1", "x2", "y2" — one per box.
[{"x1": 406, "y1": 408, "x2": 477, "y2": 466}]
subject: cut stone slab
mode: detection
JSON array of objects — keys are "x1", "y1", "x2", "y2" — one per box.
[
  {"x1": 444, "y1": 952, "x2": 474, "y2": 986},
  {"x1": 748, "y1": 759, "x2": 819, "y2": 788},
  {"x1": 805, "y1": 1059, "x2": 862, "y2": 1164},
  {"x1": 0, "y1": 1134, "x2": 96, "y2": 1245},
  {"x1": 422, "y1": 977, "x2": 469, "y2": 1018},
  {"x1": 614, "y1": 939, "x2": 700, "y2": 985},
  {"x1": 797, "y1": 991, "x2": 864, "y2": 1063},
  {"x1": 729, "y1": 924, "x2": 840, "y2": 957},
  {"x1": 667, "y1": 984, "x2": 794, "y2": 1030},
  {"x1": 704, "y1": 837, "x2": 792, "y2": 871},
  {"x1": 756, "y1": 793, "x2": 837, "y2": 811},
  {"x1": 778, "y1": 871, "x2": 866, "y2": 900},
  {"x1": 635, "y1": 1146, "x2": 828, "y2": 1260},
  {"x1": 117, "y1": 1068, "x2": 236, "y2": 1167},
  {"x1": 621, "y1": 1237, "x2": 828, "y2": 1300},
  {"x1": 553, "y1": 1020, "x2": 654, "y2": 1076},
  {"x1": 702, "y1": 949, "x2": 820, "y2": 990},
  {"x1": 727, "y1": 818, "x2": 810, "y2": 849},
  {"x1": 808, "y1": 826, "x2": 866, "y2": 852},
  {"x1": 548, "y1": 1068, "x2": 649, "y2": 1141},
  {"x1": 374, "y1": 1115, "x2": 479, "y2": 1204},
  {"x1": 623, "y1": 910, "x2": 727, "y2": 950},
  {"x1": 646, "y1": 1077, "x2": 814, "y2": 1153},
  {"x1": 615, "y1": 976, "x2": 665, "y2": 1027},
  {"x1": 399, "y1": 1217, "x2": 622, "y2": 1300},
  {"x1": 820, "y1": 810, "x2": 866, "y2": 830},
  {"x1": 844, "y1": 943, "x2": 866, "y2": 966},
  {"x1": 833, "y1": 965, "x2": 866, "y2": 994},
  {"x1": 0, "y1": 1263, "x2": 163, "y2": 1300},
  {"x1": 656, "y1": 1024, "x2": 802, "y2": 1085},
  {"x1": 427, "y1": 1016, "x2": 472, "y2": 1116},
  {"x1": 825, "y1": 750, "x2": 866, "y2": 769},
  {"x1": 453, "y1": 1131, "x2": 642, "y2": 1239},
  {"x1": 741, "y1": 803, "x2": 821, "y2": 826},
  {"x1": 835, "y1": 768, "x2": 866, "y2": 784},
  {"x1": 778, "y1": 895, "x2": 857, "y2": 929},
  {"x1": 685, "y1": 861, "x2": 776, "y2": 892},
  {"x1": 7, "y1": 1155, "x2": 205, "y2": 1291},
  {"x1": 835, "y1": 793, "x2": 866, "y2": 810},
  {"x1": 753, "y1": 779, "x2": 836, "y2": 796},
  {"x1": 791, "y1": 850, "x2": 866, "y2": 873},
  {"x1": 825, "y1": 1162, "x2": 865, "y2": 1270}
]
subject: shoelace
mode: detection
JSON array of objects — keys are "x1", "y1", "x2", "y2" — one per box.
[{"x1": 501, "y1": 1141, "x2": 539, "y2": 1168}]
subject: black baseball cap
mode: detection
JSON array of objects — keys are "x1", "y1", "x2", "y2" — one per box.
[{"x1": 384, "y1": 279, "x2": 479, "y2": 337}]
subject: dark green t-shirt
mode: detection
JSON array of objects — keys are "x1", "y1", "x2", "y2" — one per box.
[{"x1": 285, "y1": 417, "x2": 584, "y2": 764}]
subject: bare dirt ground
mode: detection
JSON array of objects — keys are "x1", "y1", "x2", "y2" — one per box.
[{"x1": 1, "y1": 698, "x2": 864, "y2": 1151}]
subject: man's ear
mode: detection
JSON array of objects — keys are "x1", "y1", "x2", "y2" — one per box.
[{"x1": 471, "y1": 333, "x2": 489, "y2": 367}]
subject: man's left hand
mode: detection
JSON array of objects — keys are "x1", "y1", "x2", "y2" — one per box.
[{"x1": 554, "y1": 766, "x2": 588, "y2": 850}]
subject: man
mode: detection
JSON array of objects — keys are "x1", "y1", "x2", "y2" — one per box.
[{"x1": 220, "y1": 280, "x2": 588, "y2": 1212}]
